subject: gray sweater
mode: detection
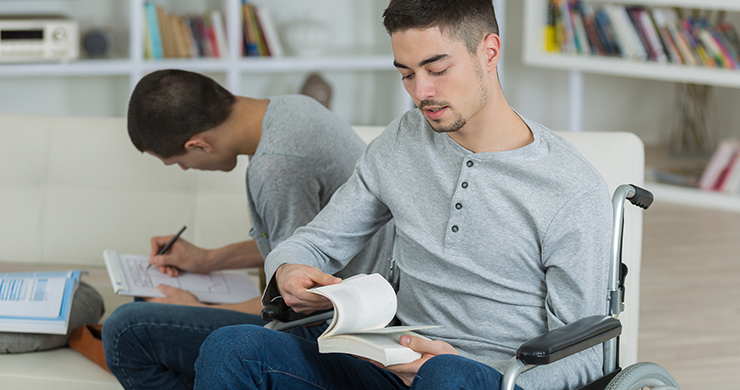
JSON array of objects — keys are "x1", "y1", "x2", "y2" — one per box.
[
  {"x1": 264, "y1": 108, "x2": 613, "y2": 389},
  {"x1": 247, "y1": 95, "x2": 393, "y2": 278}
]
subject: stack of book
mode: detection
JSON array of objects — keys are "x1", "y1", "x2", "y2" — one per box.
[
  {"x1": 545, "y1": 1, "x2": 740, "y2": 69},
  {"x1": 697, "y1": 139, "x2": 740, "y2": 195},
  {"x1": 142, "y1": 0, "x2": 283, "y2": 60},
  {"x1": 240, "y1": 1, "x2": 283, "y2": 57}
]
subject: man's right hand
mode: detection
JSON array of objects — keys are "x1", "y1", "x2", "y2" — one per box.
[
  {"x1": 149, "y1": 236, "x2": 210, "y2": 276},
  {"x1": 275, "y1": 263, "x2": 341, "y2": 314}
]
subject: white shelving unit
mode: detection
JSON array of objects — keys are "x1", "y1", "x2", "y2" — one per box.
[
  {"x1": 522, "y1": 0, "x2": 740, "y2": 211},
  {"x1": 0, "y1": 0, "x2": 410, "y2": 123}
]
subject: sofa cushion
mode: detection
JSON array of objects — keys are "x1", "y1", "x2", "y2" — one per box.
[{"x1": 0, "y1": 282, "x2": 105, "y2": 353}]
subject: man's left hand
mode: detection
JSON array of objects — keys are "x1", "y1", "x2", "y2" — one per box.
[
  {"x1": 383, "y1": 335, "x2": 459, "y2": 386},
  {"x1": 143, "y1": 284, "x2": 206, "y2": 307}
]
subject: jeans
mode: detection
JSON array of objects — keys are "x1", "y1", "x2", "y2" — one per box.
[
  {"x1": 194, "y1": 324, "x2": 523, "y2": 390},
  {"x1": 102, "y1": 302, "x2": 326, "y2": 390}
]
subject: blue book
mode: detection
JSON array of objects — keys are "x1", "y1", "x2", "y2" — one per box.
[
  {"x1": 0, "y1": 270, "x2": 83, "y2": 334},
  {"x1": 145, "y1": 1, "x2": 163, "y2": 59}
]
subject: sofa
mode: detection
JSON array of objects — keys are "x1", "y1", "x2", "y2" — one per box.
[{"x1": 0, "y1": 113, "x2": 645, "y2": 389}]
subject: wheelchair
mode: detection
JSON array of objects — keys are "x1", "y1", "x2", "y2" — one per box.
[{"x1": 262, "y1": 184, "x2": 680, "y2": 390}]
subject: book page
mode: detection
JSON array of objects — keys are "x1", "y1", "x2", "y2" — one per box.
[
  {"x1": 0, "y1": 274, "x2": 67, "y2": 318},
  {"x1": 108, "y1": 252, "x2": 260, "y2": 304},
  {"x1": 310, "y1": 273, "x2": 397, "y2": 337}
]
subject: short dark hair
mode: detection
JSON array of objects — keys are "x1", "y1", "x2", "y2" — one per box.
[
  {"x1": 127, "y1": 69, "x2": 236, "y2": 158},
  {"x1": 382, "y1": 0, "x2": 499, "y2": 54}
]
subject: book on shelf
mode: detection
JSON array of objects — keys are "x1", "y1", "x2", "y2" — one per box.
[
  {"x1": 544, "y1": 1, "x2": 740, "y2": 71},
  {"x1": 0, "y1": 270, "x2": 83, "y2": 335},
  {"x1": 142, "y1": 2, "x2": 233, "y2": 59},
  {"x1": 697, "y1": 138, "x2": 740, "y2": 192},
  {"x1": 309, "y1": 273, "x2": 439, "y2": 367},
  {"x1": 103, "y1": 250, "x2": 260, "y2": 304},
  {"x1": 648, "y1": 166, "x2": 702, "y2": 187}
]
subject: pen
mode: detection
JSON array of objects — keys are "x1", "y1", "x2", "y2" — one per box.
[{"x1": 147, "y1": 225, "x2": 187, "y2": 271}]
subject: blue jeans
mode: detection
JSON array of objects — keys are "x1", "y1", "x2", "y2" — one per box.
[
  {"x1": 102, "y1": 302, "x2": 326, "y2": 390},
  {"x1": 194, "y1": 324, "x2": 521, "y2": 390}
]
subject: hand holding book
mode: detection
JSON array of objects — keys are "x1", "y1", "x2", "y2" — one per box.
[{"x1": 309, "y1": 273, "x2": 440, "y2": 366}]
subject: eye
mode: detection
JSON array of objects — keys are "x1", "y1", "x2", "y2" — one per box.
[
  {"x1": 430, "y1": 68, "x2": 447, "y2": 76},
  {"x1": 401, "y1": 72, "x2": 415, "y2": 81}
]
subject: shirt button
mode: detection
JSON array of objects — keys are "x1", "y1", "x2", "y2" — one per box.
[
  {"x1": 461, "y1": 182, "x2": 468, "y2": 189},
  {"x1": 451, "y1": 225, "x2": 459, "y2": 233},
  {"x1": 455, "y1": 203, "x2": 462, "y2": 210},
  {"x1": 466, "y1": 160, "x2": 474, "y2": 167}
]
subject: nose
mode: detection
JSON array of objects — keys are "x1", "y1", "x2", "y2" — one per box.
[{"x1": 411, "y1": 74, "x2": 435, "y2": 102}]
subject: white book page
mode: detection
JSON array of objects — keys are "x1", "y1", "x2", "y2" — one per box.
[
  {"x1": 0, "y1": 275, "x2": 67, "y2": 318},
  {"x1": 310, "y1": 273, "x2": 397, "y2": 337},
  {"x1": 107, "y1": 252, "x2": 260, "y2": 304}
]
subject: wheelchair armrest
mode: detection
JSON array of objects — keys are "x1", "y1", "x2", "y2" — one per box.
[
  {"x1": 261, "y1": 296, "x2": 332, "y2": 323},
  {"x1": 516, "y1": 315, "x2": 621, "y2": 365}
]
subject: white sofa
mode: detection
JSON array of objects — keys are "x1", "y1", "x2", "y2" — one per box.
[{"x1": 0, "y1": 113, "x2": 645, "y2": 389}]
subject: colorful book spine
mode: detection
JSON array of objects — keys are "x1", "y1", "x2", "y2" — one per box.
[
  {"x1": 544, "y1": 2, "x2": 740, "y2": 71},
  {"x1": 144, "y1": 2, "x2": 163, "y2": 59}
]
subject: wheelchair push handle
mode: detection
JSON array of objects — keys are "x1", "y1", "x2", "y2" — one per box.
[{"x1": 625, "y1": 184, "x2": 653, "y2": 210}]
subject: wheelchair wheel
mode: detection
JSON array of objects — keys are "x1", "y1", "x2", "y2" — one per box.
[{"x1": 605, "y1": 362, "x2": 679, "y2": 390}]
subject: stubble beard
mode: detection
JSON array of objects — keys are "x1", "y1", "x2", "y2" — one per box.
[{"x1": 422, "y1": 61, "x2": 489, "y2": 134}]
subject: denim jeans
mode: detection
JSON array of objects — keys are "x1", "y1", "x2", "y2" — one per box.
[
  {"x1": 194, "y1": 324, "x2": 522, "y2": 390},
  {"x1": 102, "y1": 302, "x2": 325, "y2": 390}
]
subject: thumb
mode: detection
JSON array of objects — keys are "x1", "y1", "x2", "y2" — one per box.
[
  {"x1": 151, "y1": 254, "x2": 172, "y2": 267},
  {"x1": 400, "y1": 335, "x2": 429, "y2": 352},
  {"x1": 310, "y1": 269, "x2": 342, "y2": 287},
  {"x1": 157, "y1": 284, "x2": 176, "y2": 295}
]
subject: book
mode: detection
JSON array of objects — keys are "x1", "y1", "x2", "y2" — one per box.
[
  {"x1": 720, "y1": 154, "x2": 740, "y2": 195},
  {"x1": 254, "y1": 6, "x2": 283, "y2": 57},
  {"x1": 309, "y1": 273, "x2": 438, "y2": 367},
  {"x1": 211, "y1": 10, "x2": 229, "y2": 59},
  {"x1": 697, "y1": 139, "x2": 740, "y2": 191},
  {"x1": 651, "y1": 7, "x2": 683, "y2": 64},
  {"x1": 144, "y1": 1, "x2": 163, "y2": 59},
  {"x1": 103, "y1": 250, "x2": 260, "y2": 304},
  {"x1": 0, "y1": 270, "x2": 83, "y2": 334}
]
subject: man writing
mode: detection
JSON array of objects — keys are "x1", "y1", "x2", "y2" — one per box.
[
  {"x1": 193, "y1": 0, "x2": 613, "y2": 389},
  {"x1": 102, "y1": 69, "x2": 394, "y2": 390}
]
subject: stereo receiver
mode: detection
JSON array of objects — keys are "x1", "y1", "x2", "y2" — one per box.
[{"x1": 0, "y1": 15, "x2": 79, "y2": 62}]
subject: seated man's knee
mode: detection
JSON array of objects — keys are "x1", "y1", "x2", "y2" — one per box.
[
  {"x1": 102, "y1": 302, "x2": 139, "y2": 349},
  {"x1": 415, "y1": 355, "x2": 506, "y2": 390},
  {"x1": 199, "y1": 325, "x2": 270, "y2": 361}
]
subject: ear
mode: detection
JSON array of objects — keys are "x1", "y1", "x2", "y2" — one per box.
[
  {"x1": 184, "y1": 134, "x2": 213, "y2": 153},
  {"x1": 481, "y1": 33, "x2": 502, "y2": 72}
]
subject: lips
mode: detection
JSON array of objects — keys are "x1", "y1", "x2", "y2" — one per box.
[{"x1": 424, "y1": 106, "x2": 447, "y2": 120}]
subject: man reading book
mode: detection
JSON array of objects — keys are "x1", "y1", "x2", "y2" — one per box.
[
  {"x1": 101, "y1": 69, "x2": 394, "y2": 390},
  {"x1": 192, "y1": 1, "x2": 614, "y2": 389}
]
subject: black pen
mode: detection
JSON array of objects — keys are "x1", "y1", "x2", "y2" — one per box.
[{"x1": 147, "y1": 226, "x2": 187, "y2": 271}]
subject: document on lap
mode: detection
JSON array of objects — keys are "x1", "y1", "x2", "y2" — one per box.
[{"x1": 103, "y1": 250, "x2": 260, "y2": 304}]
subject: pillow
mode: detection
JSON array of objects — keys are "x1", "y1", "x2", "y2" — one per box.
[{"x1": 0, "y1": 281, "x2": 105, "y2": 353}]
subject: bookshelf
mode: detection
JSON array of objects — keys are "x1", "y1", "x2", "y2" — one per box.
[
  {"x1": 522, "y1": 0, "x2": 740, "y2": 211},
  {"x1": 0, "y1": 0, "x2": 409, "y2": 125}
]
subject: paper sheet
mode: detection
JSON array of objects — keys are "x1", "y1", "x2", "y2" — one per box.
[
  {"x1": 0, "y1": 272, "x2": 69, "y2": 319},
  {"x1": 105, "y1": 251, "x2": 260, "y2": 304}
]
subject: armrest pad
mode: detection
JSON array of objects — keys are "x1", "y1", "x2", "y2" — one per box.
[
  {"x1": 517, "y1": 315, "x2": 621, "y2": 365},
  {"x1": 260, "y1": 296, "x2": 332, "y2": 323}
]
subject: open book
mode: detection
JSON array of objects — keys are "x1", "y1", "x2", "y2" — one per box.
[
  {"x1": 309, "y1": 273, "x2": 437, "y2": 366},
  {"x1": 0, "y1": 270, "x2": 82, "y2": 334},
  {"x1": 103, "y1": 250, "x2": 260, "y2": 304}
]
